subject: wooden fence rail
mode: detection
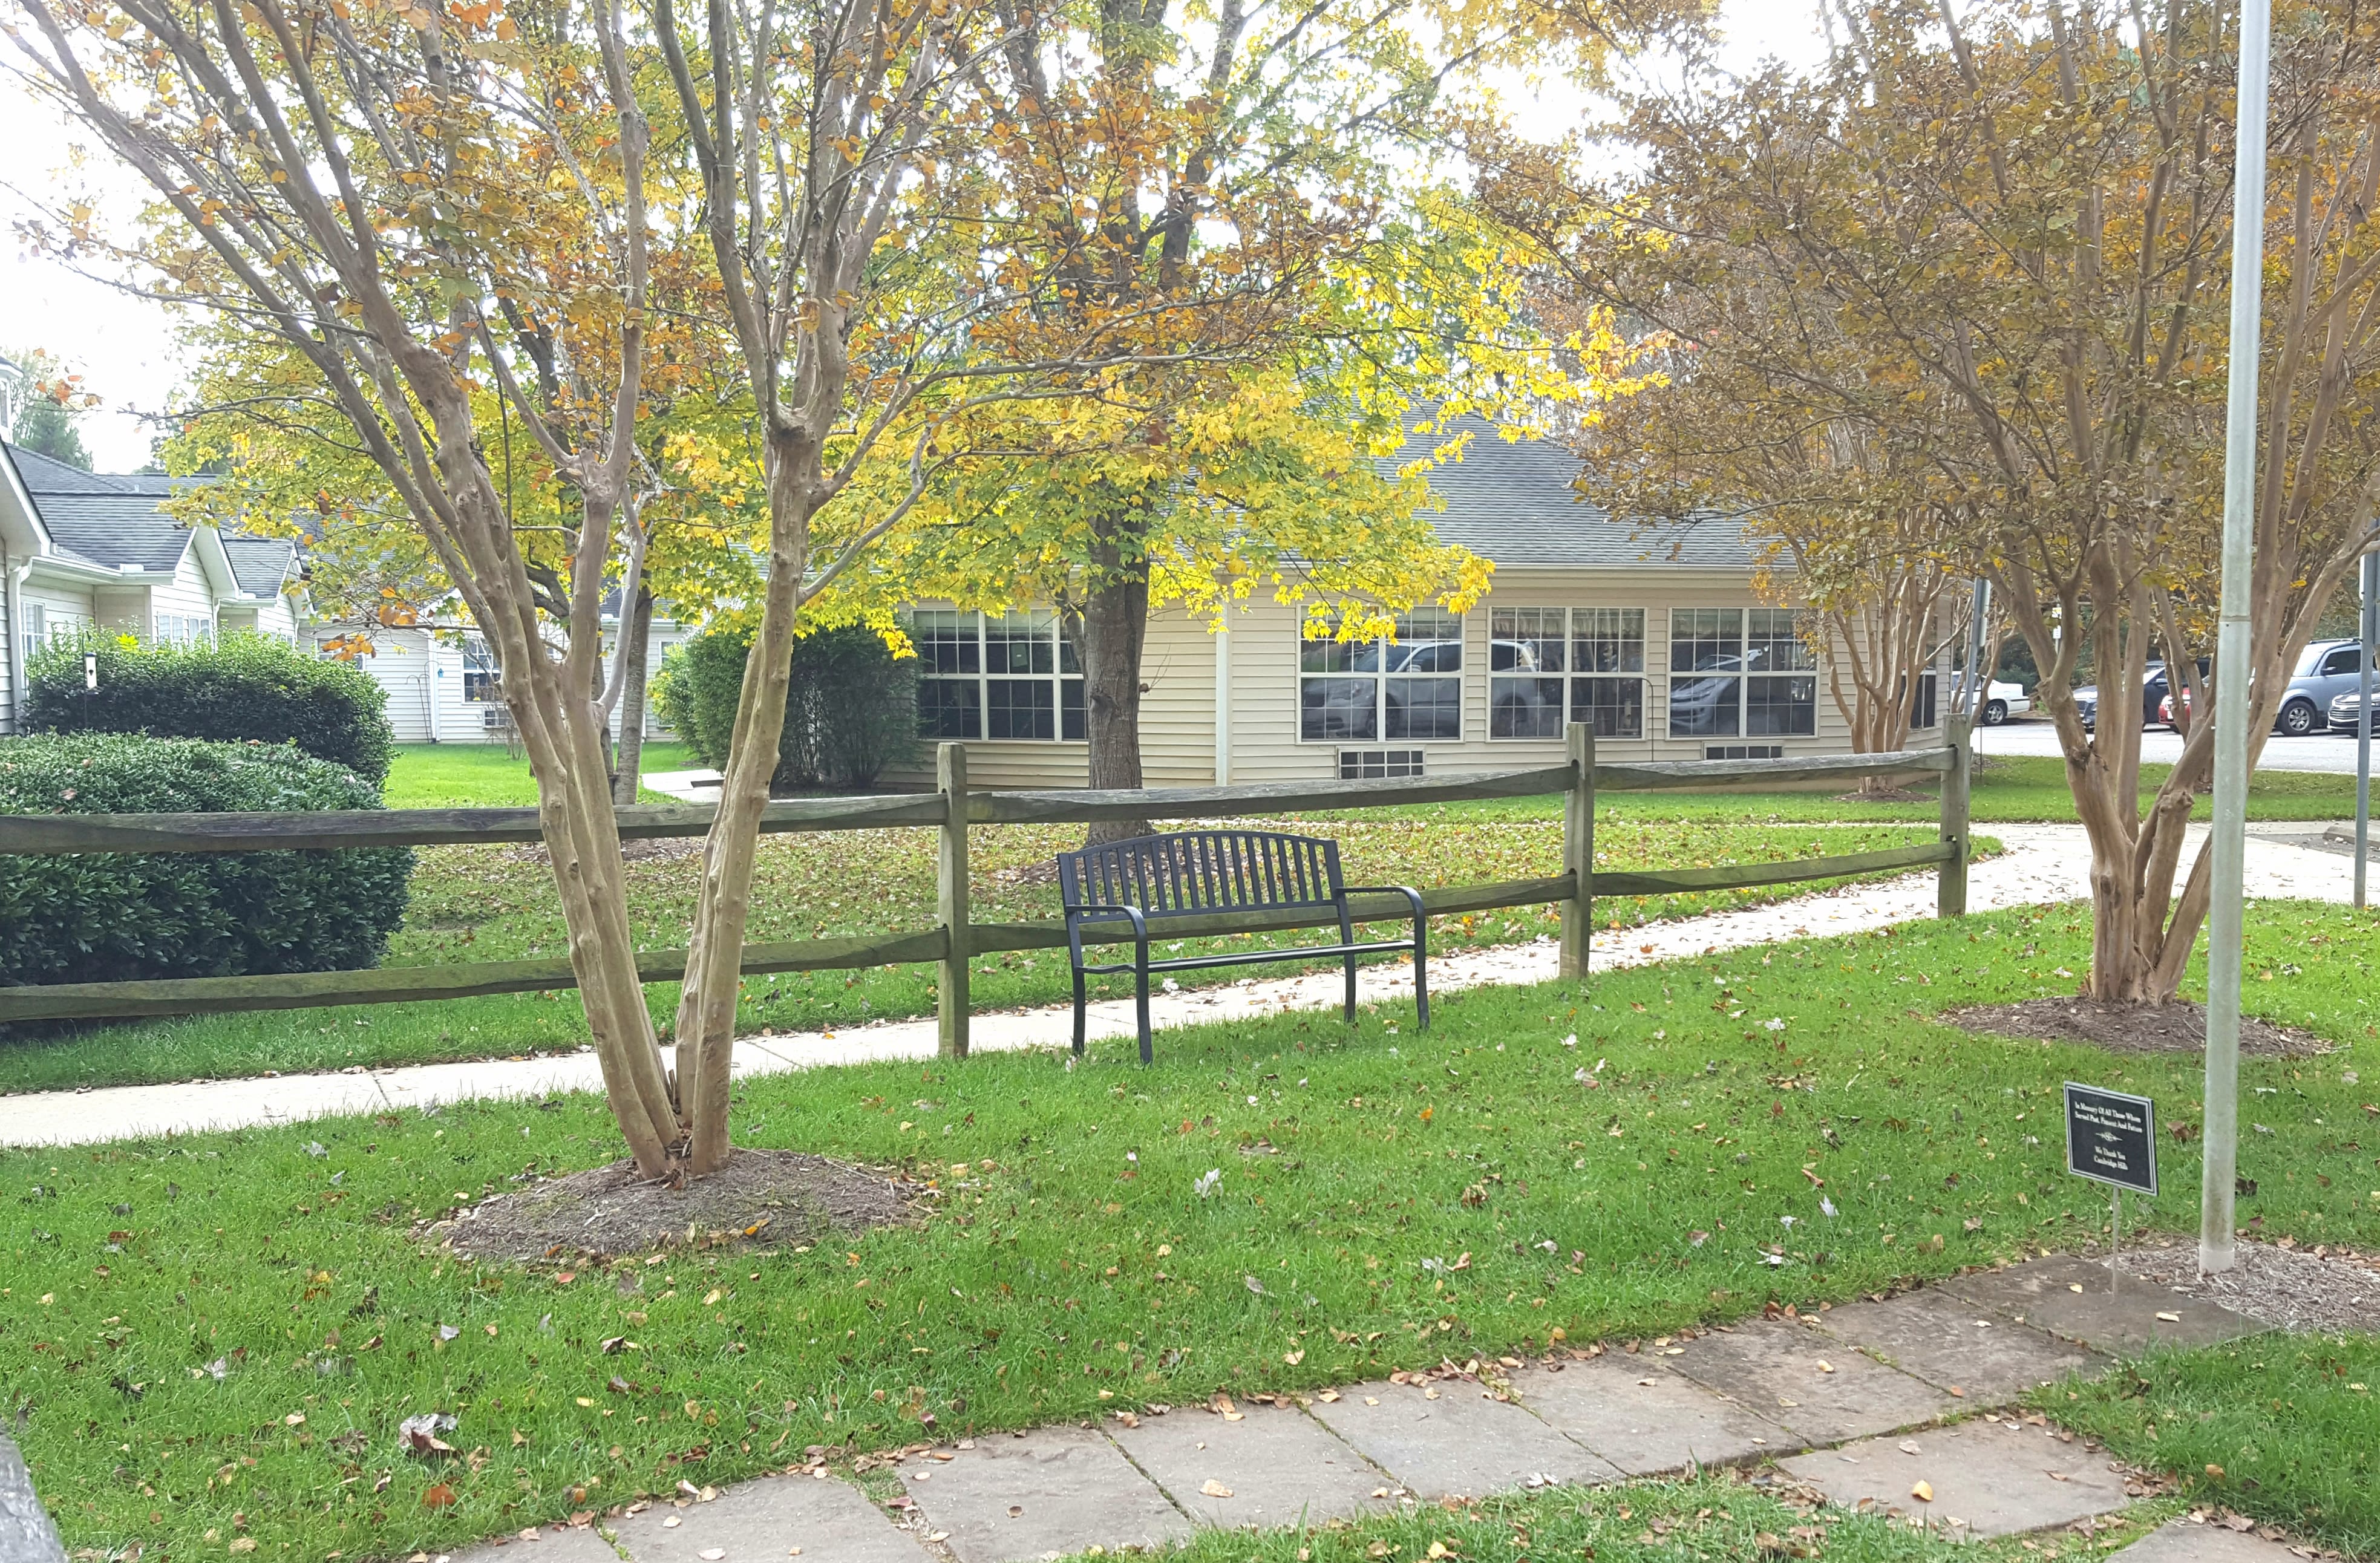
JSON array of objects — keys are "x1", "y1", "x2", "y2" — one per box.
[{"x1": 0, "y1": 720, "x2": 1972, "y2": 1039}]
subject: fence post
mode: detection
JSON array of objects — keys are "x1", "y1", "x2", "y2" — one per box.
[
  {"x1": 1560, "y1": 722, "x2": 1597, "y2": 980},
  {"x1": 1938, "y1": 712, "x2": 1971, "y2": 918},
  {"x1": 938, "y1": 742, "x2": 970, "y2": 1058}
]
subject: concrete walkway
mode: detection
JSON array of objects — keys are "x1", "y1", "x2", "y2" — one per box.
[
  {"x1": 446, "y1": 1255, "x2": 2303, "y2": 1563},
  {"x1": 4, "y1": 821, "x2": 2365, "y2": 1149}
]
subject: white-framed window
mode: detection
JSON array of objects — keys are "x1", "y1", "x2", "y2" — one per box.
[
  {"x1": 462, "y1": 633, "x2": 502, "y2": 702},
  {"x1": 1668, "y1": 607, "x2": 1816, "y2": 739},
  {"x1": 18, "y1": 602, "x2": 44, "y2": 665},
  {"x1": 152, "y1": 612, "x2": 211, "y2": 648},
  {"x1": 912, "y1": 609, "x2": 1084, "y2": 741},
  {"x1": 1906, "y1": 669, "x2": 1940, "y2": 731},
  {"x1": 1488, "y1": 607, "x2": 1648, "y2": 740},
  {"x1": 1299, "y1": 607, "x2": 1463, "y2": 743}
]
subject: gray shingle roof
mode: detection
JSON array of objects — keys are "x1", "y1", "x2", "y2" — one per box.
[
  {"x1": 22, "y1": 492, "x2": 194, "y2": 573},
  {"x1": 4, "y1": 441, "x2": 212, "y2": 573},
  {"x1": 221, "y1": 535, "x2": 298, "y2": 596},
  {"x1": 7, "y1": 444, "x2": 131, "y2": 497},
  {"x1": 1391, "y1": 413, "x2": 1763, "y2": 570}
]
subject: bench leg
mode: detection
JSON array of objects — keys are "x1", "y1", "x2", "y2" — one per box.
[
  {"x1": 1134, "y1": 964, "x2": 1153, "y2": 1065},
  {"x1": 1071, "y1": 966, "x2": 1088, "y2": 1057},
  {"x1": 1413, "y1": 921, "x2": 1430, "y2": 1031},
  {"x1": 1342, "y1": 948, "x2": 1358, "y2": 1025}
]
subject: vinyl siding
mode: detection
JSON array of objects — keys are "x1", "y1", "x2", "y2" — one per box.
[
  {"x1": 1226, "y1": 569, "x2": 1854, "y2": 782},
  {"x1": 317, "y1": 623, "x2": 684, "y2": 746}
]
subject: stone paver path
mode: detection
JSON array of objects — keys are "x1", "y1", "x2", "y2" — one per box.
[
  {"x1": 7, "y1": 820, "x2": 2362, "y2": 1149},
  {"x1": 428, "y1": 1255, "x2": 2310, "y2": 1563}
]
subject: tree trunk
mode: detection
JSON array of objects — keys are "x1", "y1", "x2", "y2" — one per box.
[
  {"x1": 670, "y1": 429, "x2": 819, "y2": 1172},
  {"x1": 612, "y1": 585, "x2": 655, "y2": 807},
  {"x1": 1079, "y1": 566, "x2": 1152, "y2": 844}
]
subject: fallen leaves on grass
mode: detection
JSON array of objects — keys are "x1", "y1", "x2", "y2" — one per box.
[{"x1": 397, "y1": 1412, "x2": 456, "y2": 1457}]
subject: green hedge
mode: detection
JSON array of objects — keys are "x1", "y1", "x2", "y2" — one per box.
[
  {"x1": 0, "y1": 734, "x2": 413, "y2": 989},
  {"x1": 653, "y1": 624, "x2": 918, "y2": 789},
  {"x1": 24, "y1": 629, "x2": 396, "y2": 784}
]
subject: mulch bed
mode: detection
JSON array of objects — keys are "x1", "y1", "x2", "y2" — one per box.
[
  {"x1": 1832, "y1": 786, "x2": 1936, "y2": 803},
  {"x1": 1941, "y1": 997, "x2": 2330, "y2": 1057},
  {"x1": 434, "y1": 1147, "x2": 912, "y2": 1264},
  {"x1": 2108, "y1": 1235, "x2": 2380, "y2": 1335}
]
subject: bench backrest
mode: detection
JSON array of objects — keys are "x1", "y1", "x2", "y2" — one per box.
[{"x1": 1057, "y1": 830, "x2": 1345, "y2": 917}]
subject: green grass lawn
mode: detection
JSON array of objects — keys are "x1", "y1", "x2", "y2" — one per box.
[
  {"x1": 381, "y1": 742, "x2": 699, "y2": 809},
  {"x1": 0, "y1": 815, "x2": 1978, "y2": 1094},
  {"x1": 2056, "y1": 1334, "x2": 2380, "y2": 1553},
  {"x1": 5, "y1": 899, "x2": 2375, "y2": 1559}
]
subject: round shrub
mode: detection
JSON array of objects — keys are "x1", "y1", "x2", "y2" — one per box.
[
  {"x1": 24, "y1": 629, "x2": 396, "y2": 784},
  {"x1": 0, "y1": 734, "x2": 414, "y2": 988},
  {"x1": 655, "y1": 623, "x2": 918, "y2": 791}
]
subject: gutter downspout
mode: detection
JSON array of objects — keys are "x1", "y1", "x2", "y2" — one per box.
[
  {"x1": 3, "y1": 547, "x2": 29, "y2": 736},
  {"x1": 1214, "y1": 616, "x2": 1232, "y2": 786}
]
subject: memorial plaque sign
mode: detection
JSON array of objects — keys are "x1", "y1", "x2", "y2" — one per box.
[{"x1": 2064, "y1": 1082, "x2": 2157, "y2": 1195}]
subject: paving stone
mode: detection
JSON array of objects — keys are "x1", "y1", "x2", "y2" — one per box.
[
  {"x1": 1508, "y1": 1357, "x2": 1795, "y2": 1475},
  {"x1": 1942, "y1": 1256, "x2": 2269, "y2": 1356},
  {"x1": 1305, "y1": 1379, "x2": 1622, "y2": 1499},
  {"x1": 1814, "y1": 1290, "x2": 2103, "y2": 1402},
  {"x1": 904, "y1": 1426, "x2": 1191, "y2": 1563},
  {"x1": 614, "y1": 1473, "x2": 929, "y2": 1563},
  {"x1": 1779, "y1": 1418, "x2": 2132, "y2": 1538},
  {"x1": 450, "y1": 1524, "x2": 621, "y2": 1563},
  {"x1": 1666, "y1": 1319, "x2": 1952, "y2": 1445},
  {"x1": 0, "y1": 1431, "x2": 65, "y2": 1563},
  {"x1": 1108, "y1": 1401, "x2": 1390, "y2": 1528},
  {"x1": 2111, "y1": 1519, "x2": 2311, "y2": 1563}
]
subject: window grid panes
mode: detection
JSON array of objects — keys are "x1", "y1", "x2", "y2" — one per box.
[
  {"x1": 912, "y1": 610, "x2": 1084, "y2": 742},
  {"x1": 1669, "y1": 609, "x2": 1816, "y2": 739},
  {"x1": 1485, "y1": 608, "x2": 1649, "y2": 740},
  {"x1": 462, "y1": 633, "x2": 501, "y2": 702},
  {"x1": 1301, "y1": 611, "x2": 1465, "y2": 743}
]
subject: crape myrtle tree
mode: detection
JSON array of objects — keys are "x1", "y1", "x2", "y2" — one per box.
[
  {"x1": 1492, "y1": 0, "x2": 2380, "y2": 1004},
  {"x1": 2, "y1": 0, "x2": 1154, "y2": 1176},
  {"x1": 4, "y1": 0, "x2": 713, "y2": 1169}
]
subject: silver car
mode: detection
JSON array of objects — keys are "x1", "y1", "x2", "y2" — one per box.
[{"x1": 2277, "y1": 639, "x2": 2364, "y2": 736}]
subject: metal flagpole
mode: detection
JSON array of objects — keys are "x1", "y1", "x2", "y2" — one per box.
[
  {"x1": 2201, "y1": 0, "x2": 2275, "y2": 1277},
  {"x1": 2358, "y1": 550, "x2": 2375, "y2": 910},
  {"x1": 1967, "y1": 578, "x2": 1993, "y2": 719}
]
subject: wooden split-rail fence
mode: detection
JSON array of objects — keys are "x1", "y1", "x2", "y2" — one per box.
[{"x1": 0, "y1": 720, "x2": 1973, "y2": 1056}]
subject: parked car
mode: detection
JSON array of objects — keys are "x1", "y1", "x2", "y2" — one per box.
[
  {"x1": 2275, "y1": 639, "x2": 2364, "y2": 735},
  {"x1": 2330, "y1": 689, "x2": 2370, "y2": 734},
  {"x1": 1979, "y1": 679, "x2": 2029, "y2": 726},
  {"x1": 2152, "y1": 639, "x2": 2363, "y2": 734},
  {"x1": 2073, "y1": 660, "x2": 2194, "y2": 731}
]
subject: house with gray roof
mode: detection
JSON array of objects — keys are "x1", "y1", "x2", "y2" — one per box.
[
  {"x1": 1, "y1": 442, "x2": 305, "y2": 731},
  {"x1": 886, "y1": 412, "x2": 1936, "y2": 791}
]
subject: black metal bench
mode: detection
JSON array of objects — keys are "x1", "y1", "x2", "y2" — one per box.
[{"x1": 1056, "y1": 829, "x2": 1428, "y2": 1062}]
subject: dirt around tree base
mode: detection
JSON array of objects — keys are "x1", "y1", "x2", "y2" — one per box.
[
  {"x1": 1833, "y1": 786, "x2": 1935, "y2": 803},
  {"x1": 1942, "y1": 996, "x2": 2330, "y2": 1057},
  {"x1": 433, "y1": 1148, "x2": 912, "y2": 1264}
]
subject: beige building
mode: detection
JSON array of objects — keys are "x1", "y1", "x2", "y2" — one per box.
[{"x1": 886, "y1": 416, "x2": 1935, "y2": 789}]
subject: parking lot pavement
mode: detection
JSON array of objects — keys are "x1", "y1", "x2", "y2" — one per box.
[{"x1": 1975, "y1": 716, "x2": 2375, "y2": 775}]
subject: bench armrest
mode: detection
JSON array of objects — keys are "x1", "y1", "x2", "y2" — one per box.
[{"x1": 1065, "y1": 901, "x2": 1150, "y2": 934}]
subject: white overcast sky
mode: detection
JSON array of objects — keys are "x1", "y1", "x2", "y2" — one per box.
[{"x1": 0, "y1": 0, "x2": 1831, "y2": 472}]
